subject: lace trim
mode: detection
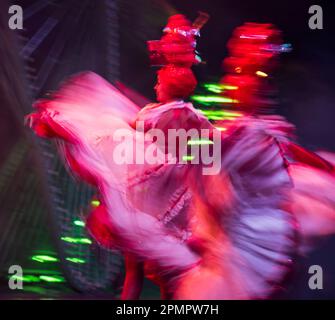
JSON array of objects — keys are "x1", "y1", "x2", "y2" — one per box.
[{"x1": 160, "y1": 187, "x2": 192, "y2": 225}]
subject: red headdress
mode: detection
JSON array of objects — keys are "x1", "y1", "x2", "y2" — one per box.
[
  {"x1": 220, "y1": 23, "x2": 291, "y2": 113},
  {"x1": 148, "y1": 13, "x2": 209, "y2": 101}
]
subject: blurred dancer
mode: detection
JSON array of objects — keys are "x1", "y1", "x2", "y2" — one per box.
[
  {"x1": 27, "y1": 13, "x2": 212, "y2": 299},
  {"x1": 26, "y1": 17, "x2": 335, "y2": 300},
  {"x1": 174, "y1": 24, "x2": 335, "y2": 299},
  {"x1": 219, "y1": 22, "x2": 335, "y2": 260}
]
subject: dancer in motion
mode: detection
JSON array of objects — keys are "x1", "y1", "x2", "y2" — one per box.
[
  {"x1": 27, "y1": 13, "x2": 213, "y2": 299},
  {"x1": 27, "y1": 16, "x2": 335, "y2": 300},
  {"x1": 219, "y1": 22, "x2": 335, "y2": 258}
]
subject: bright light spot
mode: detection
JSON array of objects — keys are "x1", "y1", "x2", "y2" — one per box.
[
  {"x1": 207, "y1": 115, "x2": 224, "y2": 120},
  {"x1": 221, "y1": 84, "x2": 238, "y2": 90},
  {"x1": 188, "y1": 139, "x2": 213, "y2": 145},
  {"x1": 31, "y1": 255, "x2": 59, "y2": 263},
  {"x1": 66, "y1": 257, "x2": 86, "y2": 264},
  {"x1": 203, "y1": 83, "x2": 238, "y2": 93},
  {"x1": 182, "y1": 155, "x2": 195, "y2": 161},
  {"x1": 215, "y1": 127, "x2": 227, "y2": 131},
  {"x1": 74, "y1": 220, "x2": 85, "y2": 227},
  {"x1": 256, "y1": 70, "x2": 268, "y2": 77},
  {"x1": 200, "y1": 110, "x2": 242, "y2": 117},
  {"x1": 91, "y1": 200, "x2": 100, "y2": 207},
  {"x1": 61, "y1": 237, "x2": 92, "y2": 244},
  {"x1": 192, "y1": 95, "x2": 239, "y2": 104},
  {"x1": 39, "y1": 275, "x2": 65, "y2": 283},
  {"x1": 9, "y1": 275, "x2": 41, "y2": 283},
  {"x1": 204, "y1": 84, "x2": 222, "y2": 93},
  {"x1": 198, "y1": 109, "x2": 242, "y2": 120}
]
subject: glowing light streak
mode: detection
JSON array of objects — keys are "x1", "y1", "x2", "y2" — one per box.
[
  {"x1": 39, "y1": 275, "x2": 65, "y2": 283},
  {"x1": 188, "y1": 139, "x2": 213, "y2": 145},
  {"x1": 204, "y1": 83, "x2": 238, "y2": 92},
  {"x1": 73, "y1": 220, "x2": 85, "y2": 227},
  {"x1": 192, "y1": 95, "x2": 239, "y2": 104},
  {"x1": 182, "y1": 155, "x2": 195, "y2": 161},
  {"x1": 61, "y1": 237, "x2": 92, "y2": 244},
  {"x1": 66, "y1": 257, "x2": 86, "y2": 264},
  {"x1": 256, "y1": 70, "x2": 268, "y2": 77},
  {"x1": 31, "y1": 255, "x2": 59, "y2": 263},
  {"x1": 9, "y1": 275, "x2": 41, "y2": 283}
]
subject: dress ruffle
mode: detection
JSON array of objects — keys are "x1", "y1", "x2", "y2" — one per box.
[{"x1": 28, "y1": 72, "x2": 335, "y2": 299}]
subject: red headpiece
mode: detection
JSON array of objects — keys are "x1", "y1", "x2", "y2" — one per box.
[
  {"x1": 220, "y1": 23, "x2": 290, "y2": 113},
  {"x1": 148, "y1": 13, "x2": 209, "y2": 101},
  {"x1": 147, "y1": 13, "x2": 209, "y2": 67},
  {"x1": 223, "y1": 23, "x2": 285, "y2": 75}
]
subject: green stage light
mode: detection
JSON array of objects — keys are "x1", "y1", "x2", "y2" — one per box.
[
  {"x1": 182, "y1": 155, "x2": 195, "y2": 161},
  {"x1": 31, "y1": 255, "x2": 59, "y2": 263},
  {"x1": 9, "y1": 275, "x2": 41, "y2": 283},
  {"x1": 61, "y1": 237, "x2": 92, "y2": 244},
  {"x1": 73, "y1": 220, "x2": 85, "y2": 227},
  {"x1": 191, "y1": 95, "x2": 239, "y2": 104},
  {"x1": 187, "y1": 139, "x2": 213, "y2": 145},
  {"x1": 91, "y1": 200, "x2": 100, "y2": 207},
  {"x1": 66, "y1": 257, "x2": 86, "y2": 264},
  {"x1": 39, "y1": 275, "x2": 65, "y2": 283}
]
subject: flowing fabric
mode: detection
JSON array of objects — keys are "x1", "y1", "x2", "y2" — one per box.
[
  {"x1": 28, "y1": 72, "x2": 335, "y2": 299},
  {"x1": 28, "y1": 72, "x2": 201, "y2": 274}
]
